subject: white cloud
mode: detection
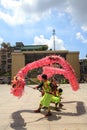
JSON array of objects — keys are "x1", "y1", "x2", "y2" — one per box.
[
  {"x1": 0, "y1": 0, "x2": 27, "y2": 25},
  {"x1": 76, "y1": 32, "x2": 87, "y2": 44},
  {"x1": 33, "y1": 35, "x2": 66, "y2": 50},
  {"x1": 0, "y1": 37, "x2": 4, "y2": 46},
  {"x1": 1, "y1": 0, "x2": 21, "y2": 9},
  {"x1": 0, "y1": 0, "x2": 87, "y2": 27},
  {"x1": 81, "y1": 25, "x2": 87, "y2": 32},
  {"x1": 66, "y1": 0, "x2": 87, "y2": 26}
]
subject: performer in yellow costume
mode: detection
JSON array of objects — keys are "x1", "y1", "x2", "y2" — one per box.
[
  {"x1": 50, "y1": 77, "x2": 63, "y2": 110},
  {"x1": 34, "y1": 74, "x2": 53, "y2": 116}
]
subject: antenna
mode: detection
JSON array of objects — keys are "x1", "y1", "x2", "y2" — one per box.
[{"x1": 52, "y1": 29, "x2": 56, "y2": 50}]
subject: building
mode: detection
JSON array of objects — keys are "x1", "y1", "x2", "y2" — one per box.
[
  {"x1": 0, "y1": 47, "x2": 13, "y2": 74},
  {"x1": 0, "y1": 43, "x2": 48, "y2": 75},
  {"x1": 21, "y1": 45, "x2": 48, "y2": 51},
  {"x1": 11, "y1": 50, "x2": 80, "y2": 81},
  {"x1": 79, "y1": 59, "x2": 87, "y2": 82}
]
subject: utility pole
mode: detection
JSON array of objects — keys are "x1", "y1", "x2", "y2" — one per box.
[{"x1": 52, "y1": 29, "x2": 56, "y2": 50}]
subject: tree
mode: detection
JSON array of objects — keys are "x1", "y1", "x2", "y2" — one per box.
[
  {"x1": 86, "y1": 54, "x2": 87, "y2": 58},
  {"x1": 1, "y1": 42, "x2": 11, "y2": 49}
]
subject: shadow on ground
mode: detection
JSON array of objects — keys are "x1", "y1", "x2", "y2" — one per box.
[
  {"x1": 10, "y1": 101, "x2": 86, "y2": 130},
  {"x1": 59, "y1": 101, "x2": 86, "y2": 116}
]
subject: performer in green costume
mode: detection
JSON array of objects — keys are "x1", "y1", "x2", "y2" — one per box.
[
  {"x1": 50, "y1": 77, "x2": 63, "y2": 110},
  {"x1": 34, "y1": 74, "x2": 53, "y2": 116}
]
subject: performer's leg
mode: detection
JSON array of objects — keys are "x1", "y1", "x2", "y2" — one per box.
[
  {"x1": 51, "y1": 96, "x2": 61, "y2": 111},
  {"x1": 45, "y1": 106, "x2": 52, "y2": 116},
  {"x1": 34, "y1": 104, "x2": 42, "y2": 113}
]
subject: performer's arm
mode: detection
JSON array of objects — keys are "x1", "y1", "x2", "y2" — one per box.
[{"x1": 33, "y1": 82, "x2": 43, "y2": 89}]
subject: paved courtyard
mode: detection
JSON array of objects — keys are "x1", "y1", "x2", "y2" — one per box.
[{"x1": 0, "y1": 83, "x2": 87, "y2": 130}]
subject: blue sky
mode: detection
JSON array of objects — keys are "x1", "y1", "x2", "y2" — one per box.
[{"x1": 0, "y1": 0, "x2": 87, "y2": 59}]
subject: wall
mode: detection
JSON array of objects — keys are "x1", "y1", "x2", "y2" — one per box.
[
  {"x1": 11, "y1": 53, "x2": 25, "y2": 79},
  {"x1": 66, "y1": 52, "x2": 80, "y2": 80}
]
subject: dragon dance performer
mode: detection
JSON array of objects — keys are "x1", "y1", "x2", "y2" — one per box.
[
  {"x1": 50, "y1": 77, "x2": 64, "y2": 111},
  {"x1": 34, "y1": 74, "x2": 52, "y2": 116},
  {"x1": 34, "y1": 74, "x2": 62, "y2": 116}
]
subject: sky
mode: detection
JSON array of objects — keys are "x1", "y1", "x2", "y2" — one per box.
[{"x1": 0, "y1": 0, "x2": 87, "y2": 59}]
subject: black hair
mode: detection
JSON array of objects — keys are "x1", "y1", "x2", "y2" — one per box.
[
  {"x1": 41, "y1": 74, "x2": 47, "y2": 80},
  {"x1": 58, "y1": 88, "x2": 63, "y2": 93}
]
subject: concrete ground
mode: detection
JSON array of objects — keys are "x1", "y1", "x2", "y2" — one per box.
[{"x1": 0, "y1": 83, "x2": 87, "y2": 130}]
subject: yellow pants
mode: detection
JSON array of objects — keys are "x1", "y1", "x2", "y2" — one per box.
[
  {"x1": 40, "y1": 93, "x2": 52, "y2": 107},
  {"x1": 51, "y1": 96, "x2": 60, "y2": 104}
]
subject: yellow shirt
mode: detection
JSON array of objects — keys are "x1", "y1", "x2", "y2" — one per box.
[{"x1": 43, "y1": 80, "x2": 51, "y2": 93}]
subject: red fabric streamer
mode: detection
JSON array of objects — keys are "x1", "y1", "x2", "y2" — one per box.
[
  {"x1": 11, "y1": 77, "x2": 25, "y2": 97},
  {"x1": 38, "y1": 66, "x2": 79, "y2": 91},
  {"x1": 11, "y1": 55, "x2": 79, "y2": 97}
]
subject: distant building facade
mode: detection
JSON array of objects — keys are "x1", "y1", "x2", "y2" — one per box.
[
  {"x1": 79, "y1": 59, "x2": 87, "y2": 82},
  {"x1": 11, "y1": 50, "x2": 80, "y2": 81},
  {"x1": 0, "y1": 43, "x2": 48, "y2": 76},
  {"x1": 0, "y1": 47, "x2": 13, "y2": 74}
]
